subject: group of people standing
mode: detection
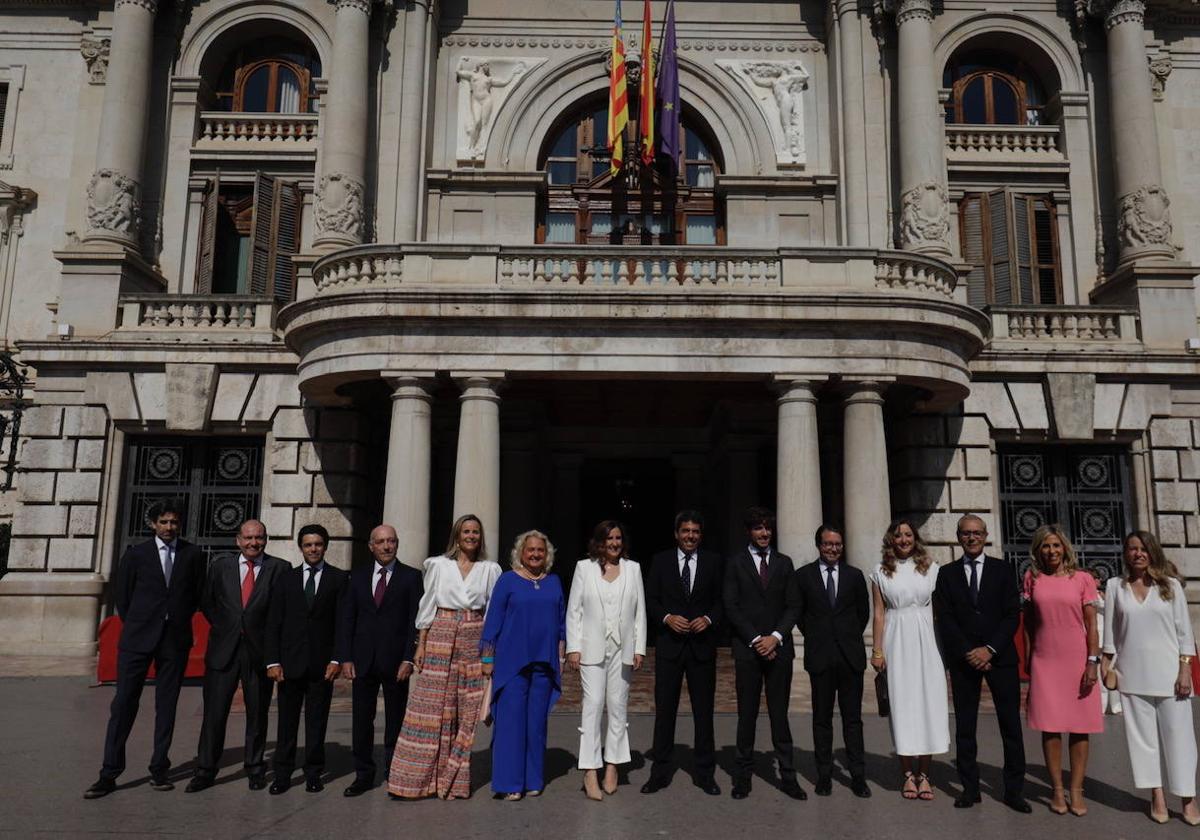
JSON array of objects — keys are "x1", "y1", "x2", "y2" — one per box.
[{"x1": 85, "y1": 499, "x2": 1199, "y2": 826}]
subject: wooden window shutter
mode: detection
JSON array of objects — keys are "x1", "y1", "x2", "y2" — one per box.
[
  {"x1": 1012, "y1": 193, "x2": 1034, "y2": 304},
  {"x1": 272, "y1": 180, "x2": 301, "y2": 302},
  {"x1": 960, "y1": 194, "x2": 988, "y2": 308},
  {"x1": 194, "y1": 171, "x2": 220, "y2": 294},
  {"x1": 247, "y1": 172, "x2": 276, "y2": 297},
  {"x1": 987, "y1": 188, "x2": 1013, "y2": 305}
]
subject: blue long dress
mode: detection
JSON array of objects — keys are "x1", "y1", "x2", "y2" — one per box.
[{"x1": 480, "y1": 570, "x2": 566, "y2": 794}]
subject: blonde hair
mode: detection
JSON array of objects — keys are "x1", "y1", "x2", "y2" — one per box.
[
  {"x1": 880, "y1": 519, "x2": 932, "y2": 577},
  {"x1": 443, "y1": 513, "x2": 488, "y2": 561},
  {"x1": 1124, "y1": 530, "x2": 1184, "y2": 602},
  {"x1": 509, "y1": 529, "x2": 556, "y2": 573},
  {"x1": 1029, "y1": 524, "x2": 1079, "y2": 577}
]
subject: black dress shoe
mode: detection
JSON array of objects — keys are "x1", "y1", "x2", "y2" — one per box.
[
  {"x1": 640, "y1": 778, "x2": 668, "y2": 794},
  {"x1": 269, "y1": 779, "x2": 290, "y2": 795},
  {"x1": 149, "y1": 775, "x2": 174, "y2": 792},
  {"x1": 248, "y1": 774, "x2": 267, "y2": 791},
  {"x1": 695, "y1": 778, "x2": 721, "y2": 796},
  {"x1": 84, "y1": 777, "x2": 117, "y2": 799},
  {"x1": 1004, "y1": 794, "x2": 1033, "y2": 813},
  {"x1": 814, "y1": 777, "x2": 833, "y2": 797},
  {"x1": 344, "y1": 779, "x2": 373, "y2": 797},
  {"x1": 851, "y1": 779, "x2": 872, "y2": 798},
  {"x1": 184, "y1": 776, "x2": 214, "y2": 794},
  {"x1": 954, "y1": 792, "x2": 982, "y2": 809},
  {"x1": 780, "y1": 780, "x2": 808, "y2": 801},
  {"x1": 731, "y1": 780, "x2": 751, "y2": 799},
  {"x1": 305, "y1": 777, "x2": 324, "y2": 793}
]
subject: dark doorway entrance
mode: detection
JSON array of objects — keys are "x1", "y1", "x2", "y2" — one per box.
[{"x1": 578, "y1": 457, "x2": 677, "y2": 564}]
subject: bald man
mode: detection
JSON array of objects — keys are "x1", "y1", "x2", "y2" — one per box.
[
  {"x1": 337, "y1": 525, "x2": 423, "y2": 796},
  {"x1": 187, "y1": 520, "x2": 287, "y2": 792}
]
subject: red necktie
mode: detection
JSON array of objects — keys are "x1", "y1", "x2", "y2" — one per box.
[
  {"x1": 757, "y1": 550, "x2": 770, "y2": 588},
  {"x1": 240, "y1": 559, "x2": 256, "y2": 607},
  {"x1": 373, "y1": 567, "x2": 388, "y2": 608}
]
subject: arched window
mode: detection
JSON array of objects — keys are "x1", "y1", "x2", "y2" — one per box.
[
  {"x1": 944, "y1": 50, "x2": 1048, "y2": 126},
  {"x1": 212, "y1": 37, "x2": 321, "y2": 114},
  {"x1": 537, "y1": 97, "x2": 724, "y2": 245}
]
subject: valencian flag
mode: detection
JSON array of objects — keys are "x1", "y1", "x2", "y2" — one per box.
[
  {"x1": 608, "y1": 0, "x2": 629, "y2": 177},
  {"x1": 638, "y1": 0, "x2": 655, "y2": 166},
  {"x1": 656, "y1": 0, "x2": 680, "y2": 171}
]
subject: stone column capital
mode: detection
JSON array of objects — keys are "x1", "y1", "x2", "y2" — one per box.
[
  {"x1": 892, "y1": 0, "x2": 934, "y2": 26},
  {"x1": 1087, "y1": 0, "x2": 1145, "y2": 30},
  {"x1": 841, "y1": 379, "x2": 891, "y2": 404},
  {"x1": 114, "y1": 0, "x2": 159, "y2": 12},
  {"x1": 334, "y1": 0, "x2": 374, "y2": 14},
  {"x1": 383, "y1": 372, "x2": 435, "y2": 401},
  {"x1": 772, "y1": 377, "x2": 823, "y2": 404},
  {"x1": 452, "y1": 372, "x2": 506, "y2": 401}
]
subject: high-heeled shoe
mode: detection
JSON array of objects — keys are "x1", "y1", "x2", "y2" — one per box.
[
  {"x1": 1183, "y1": 811, "x2": 1200, "y2": 827},
  {"x1": 1068, "y1": 788, "x2": 1088, "y2": 817},
  {"x1": 1049, "y1": 787, "x2": 1068, "y2": 815},
  {"x1": 602, "y1": 765, "x2": 618, "y2": 795},
  {"x1": 582, "y1": 770, "x2": 603, "y2": 801},
  {"x1": 1149, "y1": 808, "x2": 1169, "y2": 824}
]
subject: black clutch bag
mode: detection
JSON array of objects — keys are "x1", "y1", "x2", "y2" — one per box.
[{"x1": 875, "y1": 670, "x2": 890, "y2": 718}]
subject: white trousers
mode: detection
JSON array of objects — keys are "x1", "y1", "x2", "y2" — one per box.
[
  {"x1": 578, "y1": 644, "x2": 632, "y2": 770},
  {"x1": 1121, "y1": 691, "x2": 1198, "y2": 797}
]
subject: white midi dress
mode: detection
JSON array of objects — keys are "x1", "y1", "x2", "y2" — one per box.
[{"x1": 871, "y1": 559, "x2": 950, "y2": 756}]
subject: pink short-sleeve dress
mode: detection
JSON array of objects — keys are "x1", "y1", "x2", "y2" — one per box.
[{"x1": 1024, "y1": 569, "x2": 1103, "y2": 734}]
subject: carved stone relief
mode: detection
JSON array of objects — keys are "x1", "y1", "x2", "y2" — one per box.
[
  {"x1": 86, "y1": 169, "x2": 140, "y2": 237},
  {"x1": 716, "y1": 59, "x2": 809, "y2": 166},
  {"x1": 1149, "y1": 54, "x2": 1172, "y2": 101},
  {"x1": 79, "y1": 36, "x2": 110, "y2": 85},
  {"x1": 454, "y1": 56, "x2": 544, "y2": 163},
  {"x1": 315, "y1": 172, "x2": 365, "y2": 240},
  {"x1": 899, "y1": 181, "x2": 950, "y2": 251},
  {"x1": 1117, "y1": 184, "x2": 1175, "y2": 251}
]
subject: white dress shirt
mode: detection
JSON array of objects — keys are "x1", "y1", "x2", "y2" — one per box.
[
  {"x1": 373, "y1": 559, "x2": 395, "y2": 593},
  {"x1": 238, "y1": 553, "x2": 264, "y2": 584},
  {"x1": 820, "y1": 561, "x2": 840, "y2": 599},
  {"x1": 155, "y1": 537, "x2": 176, "y2": 585},
  {"x1": 414, "y1": 555, "x2": 502, "y2": 630},
  {"x1": 664, "y1": 548, "x2": 714, "y2": 628},
  {"x1": 747, "y1": 545, "x2": 783, "y2": 644},
  {"x1": 961, "y1": 552, "x2": 985, "y2": 587}
]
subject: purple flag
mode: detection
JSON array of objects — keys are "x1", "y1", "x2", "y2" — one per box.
[{"x1": 656, "y1": 0, "x2": 680, "y2": 171}]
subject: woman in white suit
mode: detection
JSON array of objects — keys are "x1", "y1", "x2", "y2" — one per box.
[{"x1": 566, "y1": 519, "x2": 646, "y2": 801}]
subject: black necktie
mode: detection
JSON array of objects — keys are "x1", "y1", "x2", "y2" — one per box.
[
  {"x1": 305, "y1": 566, "x2": 317, "y2": 608},
  {"x1": 757, "y1": 549, "x2": 769, "y2": 588},
  {"x1": 825, "y1": 565, "x2": 836, "y2": 607},
  {"x1": 681, "y1": 552, "x2": 693, "y2": 595},
  {"x1": 968, "y1": 560, "x2": 979, "y2": 606}
]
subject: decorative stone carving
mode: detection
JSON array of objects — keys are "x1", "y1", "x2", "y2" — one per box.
[
  {"x1": 315, "y1": 172, "x2": 365, "y2": 239},
  {"x1": 79, "y1": 36, "x2": 110, "y2": 85},
  {"x1": 1117, "y1": 185, "x2": 1175, "y2": 250},
  {"x1": 454, "y1": 57, "x2": 544, "y2": 163},
  {"x1": 441, "y1": 35, "x2": 823, "y2": 53},
  {"x1": 0, "y1": 181, "x2": 34, "y2": 244},
  {"x1": 717, "y1": 59, "x2": 809, "y2": 166},
  {"x1": 1149, "y1": 54, "x2": 1172, "y2": 101},
  {"x1": 892, "y1": 0, "x2": 934, "y2": 25},
  {"x1": 1086, "y1": 0, "x2": 1145, "y2": 28},
  {"x1": 114, "y1": 0, "x2": 159, "y2": 11},
  {"x1": 85, "y1": 169, "x2": 140, "y2": 236},
  {"x1": 899, "y1": 181, "x2": 950, "y2": 251},
  {"x1": 335, "y1": 0, "x2": 372, "y2": 13}
]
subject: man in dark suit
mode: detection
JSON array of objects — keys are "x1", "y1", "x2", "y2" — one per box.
[
  {"x1": 85, "y1": 499, "x2": 206, "y2": 799},
  {"x1": 723, "y1": 506, "x2": 804, "y2": 801},
  {"x1": 794, "y1": 524, "x2": 871, "y2": 798},
  {"x1": 933, "y1": 513, "x2": 1030, "y2": 813},
  {"x1": 337, "y1": 523, "x2": 422, "y2": 797},
  {"x1": 642, "y1": 510, "x2": 723, "y2": 796},
  {"x1": 186, "y1": 519, "x2": 287, "y2": 792},
  {"x1": 264, "y1": 524, "x2": 347, "y2": 794}
]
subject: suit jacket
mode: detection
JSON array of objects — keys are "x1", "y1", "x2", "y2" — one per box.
[
  {"x1": 566, "y1": 558, "x2": 647, "y2": 666},
  {"x1": 645, "y1": 548, "x2": 723, "y2": 662},
  {"x1": 201, "y1": 553, "x2": 288, "y2": 671},
  {"x1": 723, "y1": 547, "x2": 800, "y2": 662},
  {"x1": 114, "y1": 537, "x2": 206, "y2": 654},
  {"x1": 793, "y1": 560, "x2": 870, "y2": 673},
  {"x1": 264, "y1": 563, "x2": 348, "y2": 681},
  {"x1": 933, "y1": 554, "x2": 1021, "y2": 669},
  {"x1": 335, "y1": 561, "x2": 423, "y2": 676}
]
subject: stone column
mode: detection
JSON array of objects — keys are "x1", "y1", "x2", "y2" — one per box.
[
  {"x1": 842, "y1": 382, "x2": 891, "y2": 571},
  {"x1": 84, "y1": 0, "x2": 159, "y2": 248},
  {"x1": 313, "y1": 0, "x2": 372, "y2": 249},
  {"x1": 382, "y1": 375, "x2": 434, "y2": 568},
  {"x1": 775, "y1": 379, "x2": 823, "y2": 566},
  {"x1": 396, "y1": 0, "x2": 433, "y2": 240},
  {"x1": 893, "y1": 0, "x2": 950, "y2": 257},
  {"x1": 1092, "y1": 0, "x2": 1174, "y2": 264},
  {"x1": 452, "y1": 374, "x2": 503, "y2": 549},
  {"x1": 835, "y1": 0, "x2": 869, "y2": 247}
]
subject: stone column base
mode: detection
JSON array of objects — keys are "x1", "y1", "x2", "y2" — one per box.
[
  {"x1": 0, "y1": 572, "x2": 105, "y2": 656},
  {"x1": 1090, "y1": 261, "x2": 1199, "y2": 349}
]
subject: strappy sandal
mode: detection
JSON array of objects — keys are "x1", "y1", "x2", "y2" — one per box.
[
  {"x1": 902, "y1": 771, "x2": 918, "y2": 800},
  {"x1": 916, "y1": 773, "x2": 934, "y2": 801}
]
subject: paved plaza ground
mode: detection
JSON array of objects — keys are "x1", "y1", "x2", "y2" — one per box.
[{"x1": 0, "y1": 658, "x2": 1191, "y2": 839}]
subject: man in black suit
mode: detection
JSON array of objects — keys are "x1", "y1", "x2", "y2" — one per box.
[
  {"x1": 337, "y1": 523, "x2": 422, "y2": 797},
  {"x1": 85, "y1": 499, "x2": 206, "y2": 799},
  {"x1": 794, "y1": 524, "x2": 871, "y2": 798},
  {"x1": 264, "y1": 524, "x2": 347, "y2": 794},
  {"x1": 642, "y1": 510, "x2": 723, "y2": 796},
  {"x1": 933, "y1": 513, "x2": 1030, "y2": 813},
  {"x1": 186, "y1": 519, "x2": 287, "y2": 792},
  {"x1": 723, "y1": 506, "x2": 804, "y2": 801}
]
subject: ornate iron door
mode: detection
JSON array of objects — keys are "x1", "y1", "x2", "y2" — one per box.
[{"x1": 999, "y1": 445, "x2": 1132, "y2": 583}]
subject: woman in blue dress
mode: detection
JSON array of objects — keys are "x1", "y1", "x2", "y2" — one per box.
[{"x1": 480, "y1": 529, "x2": 566, "y2": 800}]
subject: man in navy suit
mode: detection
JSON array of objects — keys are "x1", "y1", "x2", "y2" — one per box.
[
  {"x1": 85, "y1": 499, "x2": 206, "y2": 799},
  {"x1": 643, "y1": 510, "x2": 723, "y2": 796},
  {"x1": 337, "y1": 524, "x2": 423, "y2": 797},
  {"x1": 264, "y1": 523, "x2": 347, "y2": 794}
]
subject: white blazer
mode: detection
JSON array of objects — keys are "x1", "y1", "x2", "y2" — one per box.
[{"x1": 566, "y1": 558, "x2": 647, "y2": 666}]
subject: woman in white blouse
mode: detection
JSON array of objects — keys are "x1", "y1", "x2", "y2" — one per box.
[
  {"x1": 566, "y1": 519, "x2": 646, "y2": 801},
  {"x1": 1102, "y1": 530, "x2": 1199, "y2": 825},
  {"x1": 387, "y1": 514, "x2": 502, "y2": 799}
]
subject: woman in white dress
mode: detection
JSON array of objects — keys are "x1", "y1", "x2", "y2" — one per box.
[
  {"x1": 870, "y1": 519, "x2": 949, "y2": 801},
  {"x1": 565, "y1": 519, "x2": 646, "y2": 801}
]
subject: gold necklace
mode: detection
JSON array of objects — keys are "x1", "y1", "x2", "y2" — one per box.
[{"x1": 525, "y1": 570, "x2": 547, "y2": 589}]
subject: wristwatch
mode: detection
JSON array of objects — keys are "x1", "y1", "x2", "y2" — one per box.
[{"x1": 1086, "y1": 655, "x2": 1100, "y2": 664}]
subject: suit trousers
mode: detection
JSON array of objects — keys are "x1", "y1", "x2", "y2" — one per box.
[
  {"x1": 1121, "y1": 692, "x2": 1198, "y2": 797},
  {"x1": 809, "y1": 657, "x2": 866, "y2": 781},
  {"x1": 734, "y1": 654, "x2": 796, "y2": 783},
  {"x1": 100, "y1": 631, "x2": 188, "y2": 780},
  {"x1": 650, "y1": 648, "x2": 716, "y2": 782},
  {"x1": 351, "y1": 668, "x2": 409, "y2": 783},
  {"x1": 949, "y1": 663, "x2": 1025, "y2": 797},
  {"x1": 272, "y1": 674, "x2": 335, "y2": 780},
  {"x1": 196, "y1": 642, "x2": 274, "y2": 779},
  {"x1": 492, "y1": 664, "x2": 555, "y2": 794},
  {"x1": 578, "y1": 640, "x2": 632, "y2": 769}
]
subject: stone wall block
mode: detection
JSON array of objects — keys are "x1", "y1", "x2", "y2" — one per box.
[
  {"x1": 260, "y1": 505, "x2": 295, "y2": 540},
  {"x1": 1157, "y1": 513, "x2": 1186, "y2": 545},
  {"x1": 69, "y1": 505, "x2": 98, "y2": 536},
  {"x1": 1194, "y1": 420, "x2": 1200, "y2": 449},
  {"x1": 22, "y1": 406, "x2": 63, "y2": 438},
  {"x1": 318, "y1": 410, "x2": 363, "y2": 441},
  {"x1": 267, "y1": 472, "x2": 314, "y2": 506},
  {"x1": 272, "y1": 407, "x2": 317, "y2": 441},
  {"x1": 897, "y1": 479, "x2": 949, "y2": 511},
  {"x1": 266, "y1": 440, "x2": 300, "y2": 473},
  {"x1": 963, "y1": 383, "x2": 1019, "y2": 431},
  {"x1": 323, "y1": 540, "x2": 354, "y2": 571},
  {"x1": 293, "y1": 506, "x2": 355, "y2": 538},
  {"x1": 949, "y1": 479, "x2": 993, "y2": 513},
  {"x1": 1185, "y1": 514, "x2": 1200, "y2": 546},
  {"x1": 303, "y1": 441, "x2": 366, "y2": 475},
  {"x1": 955, "y1": 416, "x2": 992, "y2": 447},
  {"x1": 963, "y1": 447, "x2": 992, "y2": 480},
  {"x1": 17, "y1": 472, "x2": 55, "y2": 503},
  {"x1": 895, "y1": 416, "x2": 944, "y2": 447},
  {"x1": 1154, "y1": 449, "x2": 1182, "y2": 480},
  {"x1": 7, "y1": 537, "x2": 48, "y2": 569},
  {"x1": 1150, "y1": 418, "x2": 1193, "y2": 449},
  {"x1": 20, "y1": 439, "x2": 76, "y2": 470},
  {"x1": 62, "y1": 406, "x2": 108, "y2": 438},
  {"x1": 1181, "y1": 450, "x2": 1200, "y2": 482},
  {"x1": 13, "y1": 504, "x2": 69, "y2": 536},
  {"x1": 1154, "y1": 481, "x2": 1197, "y2": 513},
  {"x1": 56, "y1": 472, "x2": 102, "y2": 503},
  {"x1": 49, "y1": 537, "x2": 96, "y2": 570},
  {"x1": 897, "y1": 447, "x2": 959, "y2": 479},
  {"x1": 313, "y1": 473, "x2": 364, "y2": 507},
  {"x1": 75, "y1": 439, "x2": 106, "y2": 470}
]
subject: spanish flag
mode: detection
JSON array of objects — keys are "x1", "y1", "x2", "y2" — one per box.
[
  {"x1": 639, "y1": 0, "x2": 655, "y2": 166},
  {"x1": 608, "y1": 0, "x2": 628, "y2": 178}
]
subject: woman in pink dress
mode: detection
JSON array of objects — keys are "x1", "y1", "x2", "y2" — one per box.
[{"x1": 1023, "y1": 524, "x2": 1102, "y2": 817}]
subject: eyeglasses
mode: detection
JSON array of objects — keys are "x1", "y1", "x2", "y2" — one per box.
[
  {"x1": 819, "y1": 542, "x2": 844, "y2": 550},
  {"x1": 958, "y1": 530, "x2": 986, "y2": 538}
]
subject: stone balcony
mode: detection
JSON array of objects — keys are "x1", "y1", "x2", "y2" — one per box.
[
  {"x1": 944, "y1": 123, "x2": 1065, "y2": 171},
  {"x1": 115, "y1": 295, "x2": 280, "y2": 344},
  {"x1": 193, "y1": 112, "x2": 319, "y2": 159},
  {"x1": 988, "y1": 305, "x2": 1140, "y2": 346}
]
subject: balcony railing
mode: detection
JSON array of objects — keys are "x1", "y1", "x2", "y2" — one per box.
[
  {"x1": 195, "y1": 112, "x2": 318, "y2": 147},
  {"x1": 989, "y1": 305, "x2": 1139, "y2": 344},
  {"x1": 117, "y1": 295, "x2": 277, "y2": 337},
  {"x1": 945, "y1": 124, "x2": 1063, "y2": 160}
]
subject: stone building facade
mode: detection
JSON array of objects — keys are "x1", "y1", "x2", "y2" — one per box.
[{"x1": 0, "y1": 0, "x2": 1198, "y2": 655}]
